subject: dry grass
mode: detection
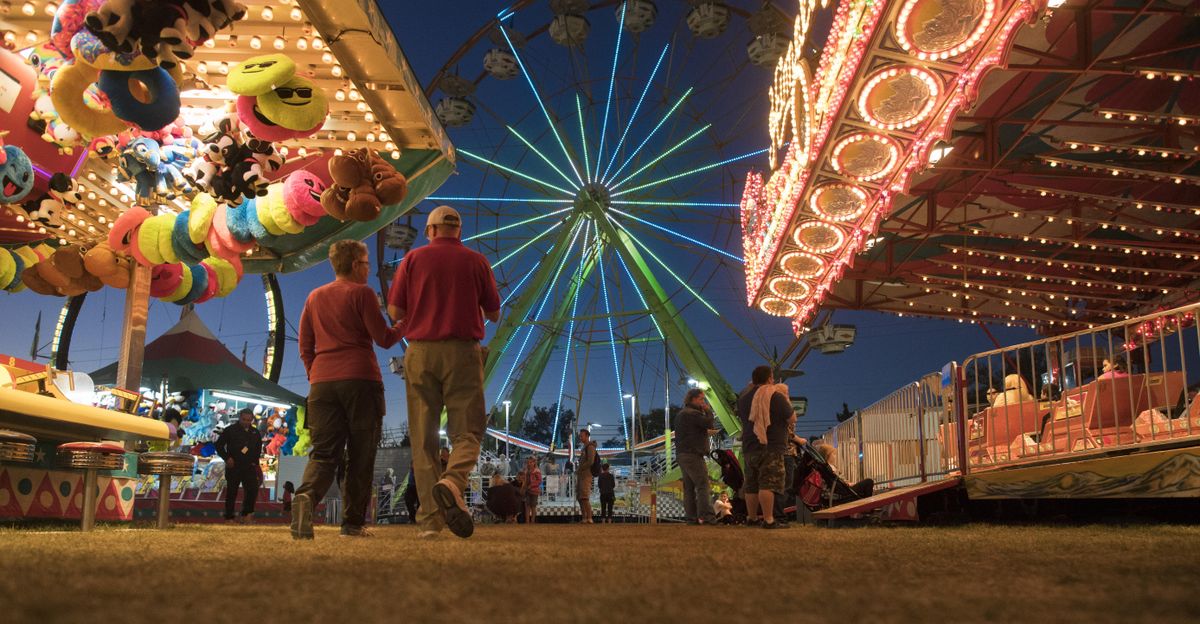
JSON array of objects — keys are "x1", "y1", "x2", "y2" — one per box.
[{"x1": 1, "y1": 523, "x2": 1198, "y2": 623}]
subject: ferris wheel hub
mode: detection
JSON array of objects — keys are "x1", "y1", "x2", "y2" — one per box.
[{"x1": 574, "y1": 183, "x2": 612, "y2": 214}]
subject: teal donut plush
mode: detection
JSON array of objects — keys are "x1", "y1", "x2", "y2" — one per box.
[
  {"x1": 172, "y1": 211, "x2": 209, "y2": 264},
  {"x1": 175, "y1": 263, "x2": 209, "y2": 305}
]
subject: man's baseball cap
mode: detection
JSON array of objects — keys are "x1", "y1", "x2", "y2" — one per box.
[{"x1": 427, "y1": 205, "x2": 461, "y2": 227}]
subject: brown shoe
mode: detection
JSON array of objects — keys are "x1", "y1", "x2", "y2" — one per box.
[{"x1": 432, "y1": 479, "x2": 474, "y2": 539}]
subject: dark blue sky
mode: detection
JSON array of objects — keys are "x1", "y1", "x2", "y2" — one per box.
[{"x1": 0, "y1": 1, "x2": 1035, "y2": 441}]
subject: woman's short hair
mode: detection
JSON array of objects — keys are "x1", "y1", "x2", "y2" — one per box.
[
  {"x1": 684, "y1": 388, "x2": 705, "y2": 405},
  {"x1": 329, "y1": 239, "x2": 367, "y2": 276}
]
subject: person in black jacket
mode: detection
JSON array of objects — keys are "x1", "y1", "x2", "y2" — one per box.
[
  {"x1": 675, "y1": 388, "x2": 719, "y2": 525},
  {"x1": 215, "y1": 408, "x2": 263, "y2": 523},
  {"x1": 597, "y1": 463, "x2": 616, "y2": 523}
]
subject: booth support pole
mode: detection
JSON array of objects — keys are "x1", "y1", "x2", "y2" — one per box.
[{"x1": 116, "y1": 265, "x2": 151, "y2": 391}]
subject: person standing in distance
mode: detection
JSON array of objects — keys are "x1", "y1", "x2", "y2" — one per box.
[
  {"x1": 388, "y1": 205, "x2": 500, "y2": 539},
  {"x1": 293, "y1": 240, "x2": 403, "y2": 539},
  {"x1": 676, "y1": 388, "x2": 719, "y2": 525},
  {"x1": 576, "y1": 428, "x2": 597, "y2": 523},
  {"x1": 215, "y1": 408, "x2": 262, "y2": 523}
]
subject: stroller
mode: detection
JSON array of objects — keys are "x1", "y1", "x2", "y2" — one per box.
[
  {"x1": 709, "y1": 448, "x2": 748, "y2": 524},
  {"x1": 794, "y1": 441, "x2": 874, "y2": 511}
]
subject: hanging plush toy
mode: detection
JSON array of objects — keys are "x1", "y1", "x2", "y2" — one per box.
[
  {"x1": 188, "y1": 117, "x2": 281, "y2": 204},
  {"x1": 0, "y1": 145, "x2": 36, "y2": 204},
  {"x1": 84, "y1": 0, "x2": 247, "y2": 70},
  {"x1": 117, "y1": 137, "x2": 194, "y2": 203},
  {"x1": 228, "y1": 54, "x2": 328, "y2": 141},
  {"x1": 321, "y1": 149, "x2": 408, "y2": 222}
]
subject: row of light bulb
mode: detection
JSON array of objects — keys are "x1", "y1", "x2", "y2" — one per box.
[{"x1": 1, "y1": 29, "x2": 39, "y2": 45}]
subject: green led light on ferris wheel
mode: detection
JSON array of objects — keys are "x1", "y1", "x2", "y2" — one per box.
[
  {"x1": 505, "y1": 125, "x2": 580, "y2": 191},
  {"x1": 498, "y1": 25, "x2": 586, "y2": 187},
  {"x1": 576, "y1": 94, "x2": 592, "y2": 183},
  {"x1": 493, "y1": 220, "x2": 565, "y2": 268},
  {"x1": 466, "y1": 208, "x2": 572, "y2": 242},
  {"x1": 614, "y1": 249, "x2": 664, "y2": 339},
  {"x1": 608, "y1": 124, "x2": 712, "y2": 191},
  {"x1": 601, "y1": 43, "x2": 669, "y2": 182},
  {"x1": 603, "y1": 87, "x2": 694, "y2": 186},
  {"x1": 612, "y1": 217, "x2": 720, "y2": 316},
  {"x1": 428, "y1": 196, "x2": 572, "y2": 204},
  {"x1": 595, "y1": 0, "x2": 627, "y2": 181},
  {"x1": 611, "y1": 147, "x2": 771, "y2": 197},
  {"x1": 458, "y1": 148, "x2": 576, "y2": 197},
  {"x1": 610, "y1": 200, "x2": 739, "y2": 208}
]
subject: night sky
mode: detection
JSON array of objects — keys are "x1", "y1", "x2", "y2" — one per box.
[{"x1": 0, "y1": 2, "x2": 1036, "y2": 441}]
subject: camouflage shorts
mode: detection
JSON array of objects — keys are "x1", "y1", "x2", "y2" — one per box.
[{"x1": 743, "y1": 449, "x2": 786, "y2": 493}]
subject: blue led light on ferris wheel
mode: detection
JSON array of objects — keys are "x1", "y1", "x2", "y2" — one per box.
[
  {"x1": 551, "y1": 222, "x2": 591, "y2": 448},
  {"x1": 497, "y1": 25, "x2": 586, "y2": 187},
  {"x1": 576, "y1": 94, "x2": 591, "y2": 183},
  {"x1": 611, "y1": 147, "x2": 771, "y2": 197},
  {"x1": 601, "y1": 44, "x2": 669, "y2": 182},
  {"x1": 608, "y1": 124, "x2": 712, "y2": 191},
  {"x1": 611, "y1": 216, "x2": 720, "y2": 315},
  {"x1": 429, "y1": 196, "x2": 573, "y2": 205},
  {"x1": 494, "y1": 222, "x2": 585, "y2": 403},
  {"x1": 505, "y1": 125, "x2": 581, "y2": 190},
  {"x1": 603, "y1": 87, "x2": 694, "y2": 186},
  {"x1": 466, "y1": 208, "x2": 572, "y2": 242},
  {"x1": 610, "y1": 200, "x2": 739, "y2": 208},
  {"x1": 598, "y1": 241, "x2": 630, "y2": 445},
  {"x1": 595, "y1": 0, "x2": 627, "y2": 181},
  {"x1": 494, "y1": 221, "x2": 565, "y2": 268},
  {"x1": 609, "y1": 207, "x2": 744, "y2": 263},
  {"x1": 615, "y1": 248, "x2": 664, "y2": 339}
]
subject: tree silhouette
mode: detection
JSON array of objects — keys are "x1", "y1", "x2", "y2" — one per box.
[{"x1": 520, "y1": 403, "x2": 575, "y2": 447}]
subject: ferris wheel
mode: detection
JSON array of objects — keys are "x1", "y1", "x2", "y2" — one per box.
[{"x1": 417, "y1": 0, "x2": 794, "y2": 449}]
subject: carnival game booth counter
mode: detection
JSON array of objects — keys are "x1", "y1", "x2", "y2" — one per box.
[
  {"x1": 0, "y1": 355, "x2": 169, "y2": 523},
  {"x1": 90, "y1": 310, "x2": 308, "y2": 524}
]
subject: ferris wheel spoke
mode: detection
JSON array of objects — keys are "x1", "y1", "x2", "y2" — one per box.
[
  {"x1": 551, "y1": 223, "x2": 593, "y2": 448},
  {"x1": 610, "y1": 146, "x2": 771, "y2": 198},
  {"x1": 498, "y1": 25, "x2": 586, "y2": 187},
  {"x1": 458, "y1": 148, "x2": 576, "y2": 197},
  {"x1": 607, "y1": 124, "x2": 712, "y2": 191},
  {"x1": 609, "y1": 217, "x2": 719, "y2": 316},
  {"x1": 429, "y1": 196, "x2": 571, "y2": 206},
  {"x1": 614, "y1": 251, "x2": 664, "y2": 340},
  {"x1": 601, "y1": 44, "x2": 669, "y2": 183},
  {"x1": 466, "y1": 208, "x2": 572, "y2": 242},
  {"x1": 491, "y1": 220, "x2": 586, "y2": 403},
  {"x1": 576, "y1": 95, "x2": 592, "y2": 183},
  {"x1": 598, "y1": 247, "x2": 630, "y2": 446},
  {"x1": 594, "y1": 0, "x2": 627, "y2": 183},
  {"x1": 610, "y1": 200, "x2": 739, "y2": 208},
  {"x1": 493, "y1": 220, "x2": 567, "y2": 269},
  {"x1": 504, "y1": 125, "x2": 581, "y2": 191},
  {"x1": 602, "y1": 87, "x2": 694, "y2": 186},
  {"x1": 610, "y1": 208, "x2": 744, "y2": 263}
]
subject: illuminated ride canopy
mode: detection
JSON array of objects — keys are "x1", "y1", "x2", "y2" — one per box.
[{"x1": 742, "y1": 0, "x2": 1198, "y2": 335}]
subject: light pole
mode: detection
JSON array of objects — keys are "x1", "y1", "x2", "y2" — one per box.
[
  {"x1": 623, "y1": 393, "x2": 637, "y2": 482},
  {"x1": 502, "y1": 400, "x2": 511, "y2": 459}
]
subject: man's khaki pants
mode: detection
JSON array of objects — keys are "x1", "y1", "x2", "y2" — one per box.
[{"x1": 405, "y1": 340, "x2": 487, "y2": 531}]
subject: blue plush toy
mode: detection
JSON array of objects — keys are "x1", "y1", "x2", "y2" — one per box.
[
  {"x1": 117, "y1": 137, "x2": 195, "y2": 202},
  {"x1": 0, "y1": 145, "x2": 36, "y2": 204}
]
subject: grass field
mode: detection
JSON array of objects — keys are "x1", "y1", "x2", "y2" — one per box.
[{"x1": 2, "y1": 523, "x2": 1198, "y2": 623}]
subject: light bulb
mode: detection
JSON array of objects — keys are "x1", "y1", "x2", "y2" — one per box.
[
  {"x1": 250, "y1": 35, "x2": 262, "y2": 49},
  {"x1": 334, "y1": 89, "x2": 346, "y2": 101},
  {"x1": 384, "y1": 141, "x2": 395, "y2": 151},
  {"x1": 334, "y1": 148, "x2": 343, "y2": 156},
  {"x1": 296, "y1": 37, "x2": 308, "y2": 50},
  {"x1": 273, "y1": 36, "x2": 286, "y2": 50},
  {"x1": 261, "y1": 6, "x2": 273, "y2": 20},
  {"x1": 348, "y1": 89, "x2": 360, "y2": 101},
  {"x1": 312, "y1": 36, "x2": 324, "y2": 50},
  {"x1": 45, "y1": 3, "x2": 59, "y2": 17},
  {"x1": 219, "y1": 62, "x2": 229, "y2": 75},
  {"x1": 24, "y1": 30, "x2": 37, "y2": 44},
  {"x1": 290, "y1": 7, "x2": 302, "y2": 21},
  {"x1": 321, "y1": 51, "x2": 333, "y2": 64},
  {"x1": 355, "y1": 101, "x2": 367, "y2": 112},
  {"x1": 346, "y1": 131, "x2": 357, "y2": 142},
  {"x1": 297, "y1": 147, "x2": 308, "y2": 157},
  {"x1": 331, "y1": 65, "x2": 342, "y2": 77},
  {"x1": 196, "y1": 61, "x2": 208, "y2": 74},
  {"x1": 2, "y1": 32, "x2": 15, "y2": 45},
  {"x1": 390, "y1": 150, "x2": 400, "y2": 159},
  {"x1": 21, "y1": 2, "x2": 35, "y2": 17},
  {"x1": 278, "y1": 145, "x2": 289, "y2": 157},
  {"x1": 364, "y1": 112, "x2": 375, "y2": 123},
  {"x1": 365, "y1": 132, "x2": 375, "y2": 142},
  {"x1": 204, "y1": 38, "x2": 216, "y2": 48}
]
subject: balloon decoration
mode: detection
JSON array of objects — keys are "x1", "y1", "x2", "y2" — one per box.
[{"x1": 321, "y1": 148, "x2": 408, "y2": 222}]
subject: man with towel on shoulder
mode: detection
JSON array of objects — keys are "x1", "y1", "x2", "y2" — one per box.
[{"x1": 736, "y1": 365, "x2": 795, "y2": 529}]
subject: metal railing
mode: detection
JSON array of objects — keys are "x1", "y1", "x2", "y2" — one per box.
[
  {"x1": 958, "y1": 303, "x2": 1200, "y2": 470},
  {"x1": 819, "y1": 303, "x2": 1200, "y2": 486},
  {"x1": 826, "y1": 371, "x2": 952, "y2": 490}
]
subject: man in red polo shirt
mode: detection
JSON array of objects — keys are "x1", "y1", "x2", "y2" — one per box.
[
  {"x1": 292, "y1": 240, "x2": 402, "y2": 540},
  {"x1": 388, "y1": 205, "x2": 500, "y2": 539}
]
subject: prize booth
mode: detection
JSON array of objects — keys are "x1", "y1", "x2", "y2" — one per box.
[{"x1": 0, "y1": 0, "x2": 453, "y2": 527}]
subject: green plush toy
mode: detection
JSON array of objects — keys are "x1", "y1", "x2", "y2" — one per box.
[
  {"x1": 227, "y1": 54, "x2": 297, "y2": 96},
  {"x1": 256, "y1": 76, "x2": 328, "y2": 131}
]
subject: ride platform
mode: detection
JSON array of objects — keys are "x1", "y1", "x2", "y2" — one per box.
[{"x1": 812, "y1": 477, "x2": 962, "y2": 524}]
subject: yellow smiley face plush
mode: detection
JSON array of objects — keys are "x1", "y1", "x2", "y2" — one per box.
[
  {"x1": 256, "y1": 76, "x2": 328, "y2": 131},
  {"x1": 227, "y1": 54, "x2": 297, "y2": 96}
]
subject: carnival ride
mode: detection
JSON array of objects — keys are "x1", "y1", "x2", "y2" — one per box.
[
  {"x1": 733, "y1": 0, "x2": 1200, "y2": 519},
  {"x1": 418, "y1": 0, "x2": 815, "y2": 453}
]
